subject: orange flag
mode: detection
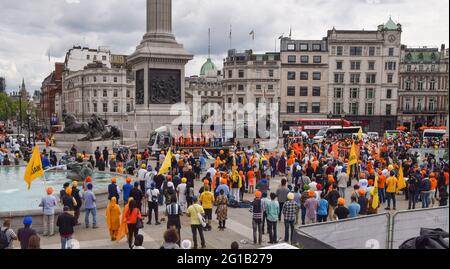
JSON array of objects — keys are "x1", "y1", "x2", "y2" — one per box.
[{"x1": 332, "y1": 144, "x2": 339, "y2": 158}]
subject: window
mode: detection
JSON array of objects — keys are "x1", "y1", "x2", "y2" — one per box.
[
  {"x1": 299, "y1": 44, "x2": 308, "y2": 51},
  {"x1": 269, "y1": 70, "x2": 274, "y2": 77},
  {"x1": 334, "y1": 73, "x2": 344, "y2": 83},
  {"x1": 113, "y1": 77, "x2": 118, "y2": 83},
  {"x1": 366, "y1": 74, "x2": 376, "y2": 84},
  {"x1": 227, "y1": 85, "x2": 232, "y2": 92},
  {"x1": 127, "y1": 103, "x2": 131, "y2": 113},
  {"x1": 228, "y1": 98, "x2": 232, "y2": 104},
  {"x1": 300, "y1": 87, "x2": 308, "y2": 96},
  {"x1": 93, "y1": 103, "x2": 97, "y2": 113},
  {"x1": 349, "y1": 102, "x2": 359, "y2": 115},
  {"x1": 333, "y1": 103, "x2": 343, "y2": 115},
  {"x1": 312, "y1": 72, "x2": 321, "y2": 80},
  {"x1": 337, "y1": 46, "x2": 343, "y2": 56},
  {"x1": 93, "y1": 55, "x2": 97, "y2": 61},
  {"x1": 238, "y1": 98, "x2": 244, "y2": 104},
  {"x1": 268, "y1": 85, "x2": 274, "y2": 90},
  {"x1": 93, "y1": 89, "x2": 97, "y2": 97},
  {"x1": 406, "y1": 81, "x2": 411, "y2": 90},
  {"x1": 350, "y1": 74, "x2": 360, "y2": 84},
  {"x1": 368, "y1": 61, "x2": 375, "y2": 70},
  {"x1": 365, "y1": 103, "x2": 374, "y2": 115},
  {"x1": 300, "y1": 72, "x2": 309, "y2": 80},
  {"x1": 288, "y1": 55, "x2": 296, "y2": 63},
  {"x1": 386, "y1": 104, "x2": 392, "y2": 115},
  {"x1": 418, "y1": 81, "x2": 424, "y2": 91},
  {"x1": 366, "y1": 88, "x2": 375, "y2": 99},
  {"x1": 238, "y1": 85, "x2": 244, "y2": 91},
  {"x1": 405, "y1": 98, "x2": 411, "y2": 111},
  {"x1": 336, "y1": 61, "x2": 343, "y2": 70},
  {"x1": 350, "y1": 88, "x2": 359, "y2": 99},
  {"x1": 113, "y1": 103, "x2": 119, "y2": 113},
  {"x1": 385, "y1": 62, "x2": 397, "y2": 71},
  {"x1": 93, "y1": 76, "x2": 97, "y2": 82},
  {"x1": 256, "y1": 85, "x2": 262, "y2": 90},
  {"x1": 387, "y1": 74, "x2": 394, "y2": 83},
  {"x1": 407, "y1": 65, "x2": 412, "y2": 72},
  {"x1": 228, "y1": 70, "x2": 233, "y2": 78},
  {"x1": 102, "y1": 56, "x2": 107, "y2": 61},
  {"x1": 113, "y1": 89, "x2": 118, "y2": 97},
  {"x1": 103, "y1": 89, "x2": 108, "y2": 97},
  {"x1": 287, "y1": 87, "x2": 296, "y2": 96},
  {"x1": 369, "y1": 47, "x2": 375, "y2": 56},
  {"x1": 429, "y1": 98, "x2": 436, "y2": 111},
  {"x1": 417, "y1": 99, "x2": 423, "y2": 111},
  {"x1": 103, "y1": 76, "x2": 107, "y2": 83},
  {"x1": 103, "y1": 103, "x2": 108, "y2": 113},
  {"x1": 431, "y1": 65, "x2": 436, "y2": 72},
  {"x1": 287, "y1": 102, "x2": 295, "y2": 114},
  {"x1": 386, "y1": 89, "x2": 392, "y2": 99},
  {"x1": 350, "y1": 61, "x2": 361, "y2": 70},
  {"x1": 389, "y1": 48, "x2": 394, "y2": 57},
  {"x1": 300, "y1": 56, "x2": 309, "y2": 63},
  {"x1": 126, "y1": 90, "x2": 130, "y2": 98},
  {"x1": 287, "y1": 44, "x2": 296, "y2": 51},
  {"x1": 313, "y1": 56, "x2": 322, "y2": 63},
  {"x1": 419, "y1": 65, "x2": 424, "y2": 71},
  {"x1": 350, "y1": 46, "x2": 363, "y2": 56},
  {"x1": 334, "y1": 88, "x2": 343, "y2": 99},
  {"x1": 430, "y1": 80, "x2": 436, "y2": 90},
  {"x1": 238, "y1": 70, "x2": 244, "y2": 78},
  {"x1": 312, "y1": 87, "x2": 321, "y2": 97},
  {"x1": 312, "y1": 44, "x2": 321, "y2": 51},
  {"x1": 287, "y1": 72, "x2": 296, "y2": 80},
  {"x1": 299, "y1": 103, "x2": 308, "y2": 113},
  {"x1": 312, "y1": 103, "x2": 321, "y2": 113},
  {"x1": 87, "y1": 55, "x2": 90, "y2": 60}
]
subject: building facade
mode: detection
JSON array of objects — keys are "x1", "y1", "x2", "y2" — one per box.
[
  {"x1": 40, "y1": 62, "x2": 64, "y2": 128},
  {"x1": 61, "y1": 62, "x2": 135, "y2": 127},
  {"x1": 222, "y1": 49, "x2": 281, "y2": 135},
  {"x1": 398, "y1": 45, "x2": 449, "y2": 130},
  {"x1": 64, "y1": 46, "x2": 111, "y2": 72},
  {"x1": 280, "y1": 38, "x2": 329, "y2": 132},
  {"x1": 327, "y1": 18, "x2": 402, "y2": 133}
]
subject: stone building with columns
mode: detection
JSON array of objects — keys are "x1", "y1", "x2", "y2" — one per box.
[
  {"x1": 398, "y1": 44, "x2": 449, "y2": 130},
  {"x1": 327, "y1": 18, "x2": 402, "y2": 133}
]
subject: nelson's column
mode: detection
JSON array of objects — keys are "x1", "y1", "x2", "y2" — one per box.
[{"x1": 125, "y1": 0, "x2": 193, "y2": 147}]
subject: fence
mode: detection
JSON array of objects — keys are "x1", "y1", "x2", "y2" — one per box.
[
  {"x1": 390, "y1": 206, "x2": 449, "y2": 249},
  {"x1": 295, "y1": 213, "x2": 391, "y2": 249},
  {"x1": 294, "y1": 206, "x2": 449, "y2": 249}
]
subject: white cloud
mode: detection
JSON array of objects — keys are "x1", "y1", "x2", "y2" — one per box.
[{"x1": 0, "y1": 0, "x2": 448, "y2": 94}]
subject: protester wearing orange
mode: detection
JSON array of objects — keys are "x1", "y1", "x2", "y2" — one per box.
[{"x1": 385, "y1": 171, "x2": 398, "y2": 210}]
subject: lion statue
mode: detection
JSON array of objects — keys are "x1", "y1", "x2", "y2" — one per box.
[{"x1": 62, "y1": 112, "x2": 89, "y2": 134}]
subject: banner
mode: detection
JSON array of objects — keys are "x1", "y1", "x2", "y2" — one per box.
[{"x1": 24, "y1": 145, "x2": 44, "y2": 190}]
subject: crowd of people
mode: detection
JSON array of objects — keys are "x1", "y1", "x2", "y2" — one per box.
[{"x1": 0, "y1": 131, "x2": 449, "y2": 249}]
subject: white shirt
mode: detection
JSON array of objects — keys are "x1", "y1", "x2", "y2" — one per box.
[
  {"x1": 146, "y1": 189, "x2": 160, "y2": 202},
  {"x1": 359, "y1": 179, "x2": 368, "y2": 191},
  {"x1": 144, "y1": 172, "x2": 155, "y2": 189},
  {"x1": 137, "y1": 169, "x2": 148, "y2": 181},
  {"x1": 309, "y1": 182, "x2": 318, "y2": 191},
  {"x1": 207, "y1": 167, "x2": 217, "y2": 178},
  {"x1": 176, "y1": 183, "x2": 187, "y2": 198}
]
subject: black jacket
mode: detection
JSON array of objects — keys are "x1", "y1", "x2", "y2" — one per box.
[
  {"x1": 62, "y1": 195, "x2": 75, "y2": 210},
  {"x1": 56, "y1": 213, "x2": 77, "y2": 236},
  {"x1": 108, "y1": 183, "x2": 119, "y2": 202},
  {"x1": 72, "y1": 187, "x2": 82, "y2": 210},
  {"x1": 130, "y1": 188, "x2": 143, "y2": 205}
]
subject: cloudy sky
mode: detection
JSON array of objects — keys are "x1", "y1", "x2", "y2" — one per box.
[{"x1": 0, "y1": 0, "x2": 448, "y2": 94}]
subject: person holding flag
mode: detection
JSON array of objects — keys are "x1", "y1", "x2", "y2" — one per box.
[
  {"x1": 158, "y1": 149, "x2": 173, "y2": 176},
  {"x1": 24, "y1": 145, "x2": 44, "y2": 190}
]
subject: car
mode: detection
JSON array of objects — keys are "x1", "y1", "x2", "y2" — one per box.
[
  {"x1": 385, "y1": 130, "x2": 407, "y2": 139},
  {"x1": 367, "y1": 132, "x2": 379, "y2": 140}
]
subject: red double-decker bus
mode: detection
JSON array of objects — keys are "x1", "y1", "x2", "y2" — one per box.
[{"x1": 291, "y1": 118, "x2": 351, "y2": 138}]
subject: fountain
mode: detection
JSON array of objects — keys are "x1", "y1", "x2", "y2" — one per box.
[{"x1": 0, "y1": 166, "x2": 128, "y2": 233}]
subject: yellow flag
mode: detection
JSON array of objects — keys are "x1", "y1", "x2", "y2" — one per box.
[
  {"x1": 371, "y1": 174, "x2": 380, "y2": 210},
  {"x1": 358, "y1": 128, "x2": 363, "y2": 141},
  {"x1": 347, "y1": 142, "x2": 358, "y2": 176},
  {"x1": 24, "y1": 145, "x2": 44, "y2": 190},
  {"x1": 397, "y1": 164, "x2": 406, "y2": 191},
  {"x1": 158, "y1": 149, "x2": 173, "y2": 175}
]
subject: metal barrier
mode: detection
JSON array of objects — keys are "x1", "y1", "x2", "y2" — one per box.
[
  {"x1": 390, "y1": 206, "x2": 449, "y2": 249},
  {"x1": 295, "y1": 213, "x2": 391, "y2": 249}
]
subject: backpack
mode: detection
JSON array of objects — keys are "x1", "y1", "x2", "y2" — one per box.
[{"x1": 0, "y1": 228, "x2": 10, "y2": 249}]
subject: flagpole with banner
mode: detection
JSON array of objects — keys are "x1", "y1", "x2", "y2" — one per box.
[
  {"x1": 158, "y1": 148, "x2": 173, "y2": 175},
  {"x1": 24, "y1": 145, "x2": 44, "y2": 190}
]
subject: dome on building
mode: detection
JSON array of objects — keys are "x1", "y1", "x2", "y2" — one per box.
[
  {"x1": 200, "y1": 58, "x2": 218, "y2": 77},
  {"x1": 384, "y1": 17, "x2": 399, "y2": 30}
]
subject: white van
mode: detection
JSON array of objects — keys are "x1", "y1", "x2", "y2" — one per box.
[
  {"x1": 423, "y1": 129, "x2": 447, "y2": 140},
  {"x1": 313, "y1": 126, "x2": 362, "y2": 143}
]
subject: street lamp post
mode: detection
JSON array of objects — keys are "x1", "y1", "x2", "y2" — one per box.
[{"x1": 26, "y1": 107, "x2": 31, "y2": 147}]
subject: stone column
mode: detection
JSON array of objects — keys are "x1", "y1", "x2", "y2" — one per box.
[{"x1": 147, "y1": 0, "x2": 172, "y2": 35}]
